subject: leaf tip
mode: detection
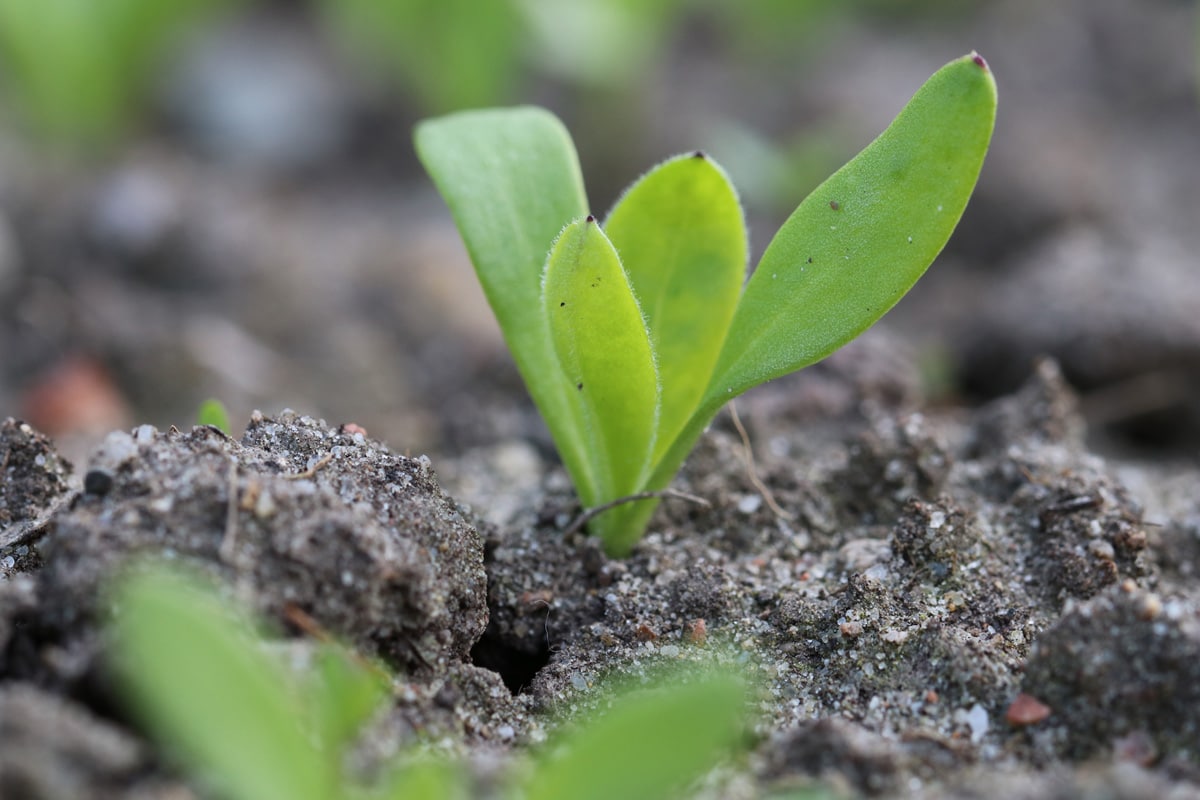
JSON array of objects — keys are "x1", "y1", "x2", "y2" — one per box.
[
  {"x1": 970, "y1": 51, "x2": 988, "y2": 71},
  {"x1": 691, "y1": 150, "x2": 706, "y2": 159},
  {"x1": 586, "y1": 214, "x2": 596, "y2": 223}
]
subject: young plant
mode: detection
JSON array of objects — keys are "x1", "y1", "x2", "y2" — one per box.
[
  {"x1": 416, "y1": 54, "x2": 996, "y2": 555},
  {"x1": 109, "y1": 565, "x2": 748, "y2": 800},
  {"x1": 195, "y1": 398, "x2": 233, "y2": 434}
]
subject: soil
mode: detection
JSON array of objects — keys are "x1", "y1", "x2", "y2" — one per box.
[{"x1": 3, "y1": 1, "x2": 1200, "y2": 798}]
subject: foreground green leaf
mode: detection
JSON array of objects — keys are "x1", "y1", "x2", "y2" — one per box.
[
  {"x1": 111, "y1": 568, "x2": 331, "y2": 800},
  {"x1": 520, "y1": 670, "x2": 747, "y2": 800},
  {"x1": 0, "y1": 0, "x2": 232, "y2": 146},
  {"x1": 306, "y1": 644, "x2": 390, "y2": 756},
  {"x1": 196, "y1": 398, "x2": 232, "y2": 433},
  {"x1": 367, "y1": 759, "x2": 467, "y2": 800}
]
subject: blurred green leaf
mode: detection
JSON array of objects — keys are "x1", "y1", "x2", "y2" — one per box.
[
  {"x1": 111, "y1": 567, "x2": 333, "y2": 800},
  {"x1": 515, "y1": 0, "x2": 677, "y2": 85},
  {"x1": 196, "y1": 398, "x2": 232, "y2": 434},
  {"x1": 520, "y1": 668, "x2": 747, "y2": 800},
  {"x1": 306, "y1": 644, "x2": 390, "y2": 755},
  {"x1": 319, "y1": 0, "x2": 526, "y2": 112},
  {"x1": 0, "y1": 0, "x2": 234, "y2": 147},
  {"x1": 364, "y1": 759, "x2": 468, "y2": 800}
]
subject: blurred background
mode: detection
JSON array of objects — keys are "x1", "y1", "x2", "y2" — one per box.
[{"x1": 0, "y1": 0, "x2": 1197, "y2": 467}]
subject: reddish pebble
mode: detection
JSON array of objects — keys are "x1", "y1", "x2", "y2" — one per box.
[
  {"x1": 1005, "y1": 693, "x2": 1052, "y2": 726},
  {"x1": 21, "y1": 356, "x2": 130, "y2": 436},
  {"x1": 686, "y1": 618, "x2": 707, "y2": 645},
  {"x1": 341, "y1": 422, "x2": 368, "y2": 437},
  {"x1": 924, "y1": 689, "x2": 939, "y2": 705},
  {"x1": 839, "y1": 621, "x2": 864, "y2": 637},
  {"x1": 635, "y1": 623, "x2": 658, "y2": 642}
]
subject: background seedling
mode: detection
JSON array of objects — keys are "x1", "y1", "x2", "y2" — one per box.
[
  {"x1": 195, "y1": 399, "x2": 233, "y2": 434},
  {"x1": 416, "y1": 53, "x2": 996, "y2": 555},
  {"x1": 0, "y1": 0, "x2": 235, "y2": 148}
]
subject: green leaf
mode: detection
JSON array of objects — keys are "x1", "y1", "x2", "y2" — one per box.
[
  {"x1": 110, "y1": 567, "x2": 332, "y2": 800},
  {"x1": 306, "y1": 644, "x2": 390, "y2": 755},
  {"x1": 363, "y1": 759, "x2": 467, "y2": 800},
  {"x1": 604, "y1": 153, "x2": 746, "y2": 463},
  {"x1": 520, "y1": 669, "x2": 747, "y2": 800},
  {"x1": 543, "y1": 217, "x2": 659, "y2": 506},
  {"x1": 414, "y1": 108, "x2": 599, "y2": 503},
  {"x1": 196, "y1": 398, "x2": 232, "y2": 434},
  {"x1": 704, "y1": 53, "x2": 997, "y2": 407}
]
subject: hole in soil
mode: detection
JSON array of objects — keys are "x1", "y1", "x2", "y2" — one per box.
[{"x1": 470, "y1": 626, "x2": 550, "y2": 695}]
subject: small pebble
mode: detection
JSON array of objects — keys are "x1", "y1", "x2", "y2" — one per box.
[
  {"x1": 1005, "y1": 693, "x2": 1052, "y2": 726},
  {"x1": 83, "y1": 469, "x2": 114, "y2": 496},
  {"x1": 966, "y1": 704, "x2": 989, "y2": 743},
  {"x1": 737, "y1": 494, "x2": 762, "y2": 514}
]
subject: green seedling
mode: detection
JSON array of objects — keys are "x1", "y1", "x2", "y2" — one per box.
[
  {"x1": 110, "y1": 565, "x2": 749, "y2": 800},
  {"x1": 195, "y1": 398, "x2": 232, "y2": 434},
  {"x1": 416, "y1": 53, "x2": 996, "y2": 555},
  {"x1": 317, "y1": 0, "x2": 676, "y2": 113}
]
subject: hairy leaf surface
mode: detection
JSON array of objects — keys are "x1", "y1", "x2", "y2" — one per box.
[
  {"x1": 604, "y1": 153, "x2": 746, "y2": 462},
  {"x1": 703, "y1": 54, "x2": 996, "y2": 408},
  {"x1": 543, "y1": 218, "x2": 658, "y2": 504},
  {"x1": 414, "y1": 108, "x2": 599, "y2": 501}
]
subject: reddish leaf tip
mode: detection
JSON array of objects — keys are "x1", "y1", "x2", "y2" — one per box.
[
  {"x1": 585, "y1": 214, "x2": 596, "y2": 223},
  {"x1": 971, "y1": 52, "x2": 988, "y2": 71},
  {"x1": 692, "y1": 150, "x2": 706, "y2": 159}
]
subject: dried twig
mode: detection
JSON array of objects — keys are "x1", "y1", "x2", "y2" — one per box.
[
  {"x1": 564, "y1": 489, "x2": 710, "y2": 536},
  {"x1": 728, "y1": 401, "x2": 793, "y2": 521},
  {"x1": 283, "y1": 453, "x2": 332, "y2": 480}
]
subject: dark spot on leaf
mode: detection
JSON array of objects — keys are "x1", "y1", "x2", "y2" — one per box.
[
  {"x1": 830, "y1": 200, "x2": 840, "y2": 211},
  {"x1": 560, "y1": 301, "x2": 566, "y2": 307},
  {"x1": 692, "y1": 150, "x2": 706, "y2": 159},
  {"x1": 585, "y1": 214, "x2": 596, "y2": 223},
  {"x1": 576, "y1": 382, "x2": 584, "y2": 391},
  {"x1": 807, "y1": 257, "x2": 814, "y2": 264}
]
